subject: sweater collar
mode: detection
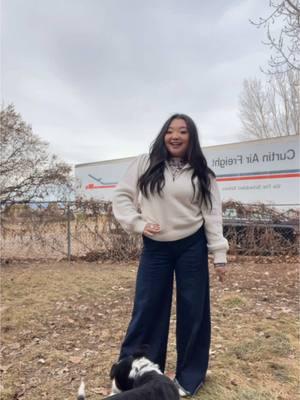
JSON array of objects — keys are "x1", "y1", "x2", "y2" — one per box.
[{"x1": 165, "y1": 158, "x2": 191, "y2": 171}]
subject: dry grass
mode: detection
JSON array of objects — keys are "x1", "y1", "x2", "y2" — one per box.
[{"x1": 1, "y1": 259, "x2": 299, "y2": 400}]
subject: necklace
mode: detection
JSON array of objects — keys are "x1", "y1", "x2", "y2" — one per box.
[{"x1": 168, "y1": 157, "x2": 186, "y2": 180}]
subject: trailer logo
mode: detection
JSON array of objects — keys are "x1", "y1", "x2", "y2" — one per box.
[{"x1": 85, "y1": 174, "x2": 117, "y2": 190}]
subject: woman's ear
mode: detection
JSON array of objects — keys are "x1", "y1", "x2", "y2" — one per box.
[
  {"x1": 132, "y1": 344, "x2": 150, "y2": 358},
  {"x1": 110, "y1": 362, "x2": 118, "y2": 379}
]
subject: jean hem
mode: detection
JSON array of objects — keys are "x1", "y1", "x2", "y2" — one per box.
[{"x1": 174, "y1": 377, "x2": 204, "y2": 397}]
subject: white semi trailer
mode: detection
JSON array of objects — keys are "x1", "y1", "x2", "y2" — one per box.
[{"x1": 75, "y1": 135, "x2": 300, "y2": 208}]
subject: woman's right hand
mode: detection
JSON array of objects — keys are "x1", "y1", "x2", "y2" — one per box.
[{"x1": 143, "y1": 223, "x2": 161, "y2": 236}]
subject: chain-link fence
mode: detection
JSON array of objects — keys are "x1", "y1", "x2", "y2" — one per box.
[{"x1": 1, "y1": 200, "x2": 299, "y2": 262}]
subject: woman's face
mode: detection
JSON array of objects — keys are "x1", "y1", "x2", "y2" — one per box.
[{"x1": 164, "y1": 118, "x2": 190, "y2": 158}]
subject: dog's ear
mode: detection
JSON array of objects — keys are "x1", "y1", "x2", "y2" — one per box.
[
  {"x1": 110, "y1": 363, "x2": 118, "y2": 379},
  {"x1": 132, "y1": 344, "x2": 150, "y2": 358}
]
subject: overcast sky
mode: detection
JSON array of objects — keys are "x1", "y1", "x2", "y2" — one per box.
[{"x1": 2, "y1": 0, "x2": 270, "y2": 165}]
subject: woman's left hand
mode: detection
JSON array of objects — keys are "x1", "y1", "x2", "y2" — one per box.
[{"x1": 214, "y1": 264, "x2": 227, "y2": 283}]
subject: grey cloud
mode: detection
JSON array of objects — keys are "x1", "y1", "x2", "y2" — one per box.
[{"x1": 3, "y1": 0, "x2": 270, "y2": 163}]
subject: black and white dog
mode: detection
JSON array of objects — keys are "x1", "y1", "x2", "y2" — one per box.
[{"x1": 77, "y1": 350, "x2": 180, "y2": 400}]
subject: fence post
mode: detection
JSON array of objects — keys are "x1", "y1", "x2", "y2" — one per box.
[{"x1": 67, "y1": 203, "x2": 71, "y2": 262}]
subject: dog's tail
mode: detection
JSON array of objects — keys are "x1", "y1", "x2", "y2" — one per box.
[{"x1": 77, "y1": 380, "x2": 85, "y2": 400}]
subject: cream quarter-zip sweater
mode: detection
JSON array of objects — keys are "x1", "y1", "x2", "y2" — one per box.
[{"x1": 112, "y1": 154, "x2": 229, "y2": 263}]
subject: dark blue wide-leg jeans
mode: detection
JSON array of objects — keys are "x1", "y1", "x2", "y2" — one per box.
[{"x1": 119, "y1": 227, "x2": 210, "y2": 395}]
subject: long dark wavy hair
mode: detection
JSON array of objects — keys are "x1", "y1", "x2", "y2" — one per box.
[{"x1": 138, "y1": 113, "x2": 215, "y2": 210}]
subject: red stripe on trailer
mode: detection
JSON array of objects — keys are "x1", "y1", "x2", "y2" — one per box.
[
  {"x1": 217, "y1": 173, "x2": 300, "y2": 182},
  {"x1": 85, "y1": 183, "x2": 117, "y2": 189}
]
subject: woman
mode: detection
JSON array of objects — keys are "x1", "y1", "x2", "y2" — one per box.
[{"x1": 112, "y1": 114, "x2": 229, "y2": 397}]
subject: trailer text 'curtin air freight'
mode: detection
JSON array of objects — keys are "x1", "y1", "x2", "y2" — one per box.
[{"x1": 75, "y1": 135, "x2": 300, "y2": 208}]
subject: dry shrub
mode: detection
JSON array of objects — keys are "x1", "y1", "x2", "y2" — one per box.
[
  {"x1": 223, "y1": 201, "x2": 299, "y2": 257},
  {"x1": 0, "y1": 199, "x2": 298, "y2": 262}
]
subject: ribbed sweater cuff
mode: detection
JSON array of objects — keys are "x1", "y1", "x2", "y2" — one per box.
[
  {"x1": 213, "y1": 251, "x2": 227, "y2": 264},
  {"x1": 135, "y1": 220, "x2": 147, "y2": 234}
]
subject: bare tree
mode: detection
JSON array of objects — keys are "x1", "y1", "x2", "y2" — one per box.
[
  {"x1": 239, "y1": 70, "x2": 300, "y2": 139},
  {"x1": 0, "y1": 104, "x2": 73, "y2": 204},
  {"x1": 251, "y1": 0, "x2": 300, "y2": 73}
]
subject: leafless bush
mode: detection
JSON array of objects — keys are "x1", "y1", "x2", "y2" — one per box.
[
  {"x1": 0, "y1": 200, "x2": 298, "y2": 262},
  {"x1": 223, "y1": 200, "x2": 299, "y2": 256},
  {"x1": 71, "y1": 198, "x2": 142, "y2": 262}
]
